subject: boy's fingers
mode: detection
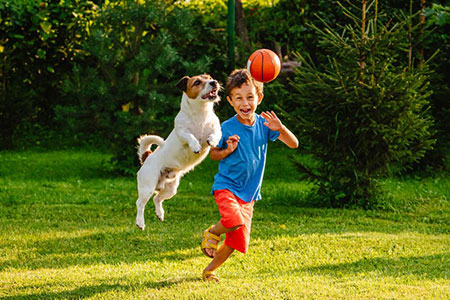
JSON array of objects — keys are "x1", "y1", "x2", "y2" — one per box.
[
  {"x1": 266, "y1": 111, "x2": 275, "y2": 119},
  {"x1": 262, "y1": 111, "x2": 271, "y2": 120},
  {"x1": 270, "y1": 111, "x2": 277, "y2": 118}
]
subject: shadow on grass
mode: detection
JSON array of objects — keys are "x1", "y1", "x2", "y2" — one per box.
[
  {"x1": 0, "y1": 224, "x2": 207, "y2": 271},
  {"x1": 297, "y1": 253, "x2": 450, "y2": 280},
  {"x1": 1, "y1": 277, "x2": 200, "y2": 300},
  {"x1": 1, "y1": 195, "x2": 448, "y2": 271},
  {"x1": 1, "y1": 148, "x2": 448, "y2": 274},
  {"x1": 0, "y1": 195, "x2": 224, "y2": 271}
]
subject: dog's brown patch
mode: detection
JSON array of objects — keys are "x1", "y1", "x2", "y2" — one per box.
[
  {"x1": 141, "y1": 150, "x2": 153, "y2": 164},
  {"x1": 184, "y1": 74, "x2": 213, "y2": 99}
]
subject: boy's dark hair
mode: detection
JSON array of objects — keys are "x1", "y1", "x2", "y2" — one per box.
[{"x1": 226, "y1": 69, "x2": 263, "y2": 96}]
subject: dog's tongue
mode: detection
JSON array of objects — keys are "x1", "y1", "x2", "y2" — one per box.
[{"x1": 202, "y1": 89, "x2": 218, "y2": 99}]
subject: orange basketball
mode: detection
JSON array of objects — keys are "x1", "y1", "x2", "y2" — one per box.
[{"x1": 247, "y1": 49, "x2": 281, "y2": 83}]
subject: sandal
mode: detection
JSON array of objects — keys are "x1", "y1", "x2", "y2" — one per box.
[
  {"x1": 201, "y1": 225, "x2": 221, "y2": 258},
  {"x1": 202, "y1": 270, "x2": 219, "y2": 282}
]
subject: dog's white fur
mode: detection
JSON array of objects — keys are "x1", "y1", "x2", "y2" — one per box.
[{"x1": 135, "y1": 74, "x2": 222, "y2": 230}]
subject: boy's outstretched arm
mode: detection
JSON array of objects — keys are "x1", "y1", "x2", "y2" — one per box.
[
  {"x1": 210, "y1": 135, "x2": 240, "y2": 161},
  {"x1": 262, "y1": 111, "x2": 299, "y2": 149}
]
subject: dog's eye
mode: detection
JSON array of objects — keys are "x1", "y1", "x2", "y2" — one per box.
[{"x1": 193, "y1": 80, "x2": 201, "y2": 86}]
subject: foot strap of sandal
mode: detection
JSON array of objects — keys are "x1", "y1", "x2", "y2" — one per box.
[
  {"x1": 203, "y1": 270, "x2": 219, "y2": 282},
  {"x1": 201, "y1": 225, "x2": 221, "y2": 250}
]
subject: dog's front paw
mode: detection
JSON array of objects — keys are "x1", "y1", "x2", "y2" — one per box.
[
  {"x1": 189, "y1": 140, "x2": 202, "y2": 154},
  {"x1": 207, "y1": 135, "x2": 220, "y2": 148}
]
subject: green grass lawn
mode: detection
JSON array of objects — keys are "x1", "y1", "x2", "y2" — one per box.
[{"x1": 0, "y1": 147, "x2": 449, "y2": 299}]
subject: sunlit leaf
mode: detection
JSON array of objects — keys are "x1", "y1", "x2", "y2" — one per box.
[{"x1": 40, "y1": 21, "x2": 52, "y2": 34}]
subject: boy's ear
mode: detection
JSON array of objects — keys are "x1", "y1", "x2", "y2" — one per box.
[
  {"x1": 226, "y1": 96, "x2": 233, "y2": 105},
  {"x1": 257, "y1": 93, "x2": 264, "y2": 104},
  {"x1": 175, "y1": 76, "x2": 189, "y2": 92}
]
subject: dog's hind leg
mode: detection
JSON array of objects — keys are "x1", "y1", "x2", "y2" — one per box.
[
  {"x1": 136, "y1": 188, "x2": 154, "y2": 230},
  {"x1": 136, "y1": 168, "x2": 158, "y2": 230},
  {"x1": 153, "y1": 175, "x2": 181, "y2": 222}
]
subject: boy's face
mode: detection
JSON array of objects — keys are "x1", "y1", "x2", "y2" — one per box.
[{"x1": 227, "y1": 82, "x2": 263, "y2": 126}]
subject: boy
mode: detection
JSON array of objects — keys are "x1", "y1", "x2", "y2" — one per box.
[{"x1": 200, "y1": 69, "x2": 298, "y2": 282}]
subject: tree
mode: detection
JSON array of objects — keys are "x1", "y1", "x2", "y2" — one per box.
[
  {"x1": 235, "y1": 0, "x2": 250, "y2": 50},
  {"x1": 286, "y1": 0, "x2": 435, "y2": 207}
]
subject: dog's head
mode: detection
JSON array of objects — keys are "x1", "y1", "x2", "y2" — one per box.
[{"x1": 175, "y1": 74, "x2": 220, "y2": 103}]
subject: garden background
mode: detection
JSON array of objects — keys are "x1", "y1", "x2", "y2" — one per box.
[{"x1": 1, "y1": 0, "x2": 449, "y2": 299}]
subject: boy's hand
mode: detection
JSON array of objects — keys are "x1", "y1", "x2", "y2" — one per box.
[
  {"x1": 262, "y1": 111, "x2": 284, "y2": 131},
  {"x1": 263, "y1": 110, "x2": 299, "y2": 149},
  {"x1": 225, "y1": 135, "x2": 240, "y2": 154},
  {"x1": 210, "y1": 135, "x2": 240, "y2": 161}
]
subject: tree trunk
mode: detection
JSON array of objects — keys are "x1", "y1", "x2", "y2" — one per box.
[
  {"x1": 408, "y1": 0, "x2": 413, "y2": 69},
  {"x1": 235, "y1": 0, "x2": 250, "y2": 50},
  {"x1": 419, "y1": 0, "x2": 426, "y2": 65},
  {"x1": 360, "y1": 0, "x2": 367, "y2": 82}
]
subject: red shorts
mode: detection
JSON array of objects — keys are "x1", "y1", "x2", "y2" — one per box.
[{"x1": 214, "y1": 189, "x2": 254, "y2": 254}]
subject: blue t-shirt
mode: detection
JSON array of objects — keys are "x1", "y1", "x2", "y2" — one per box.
[{"x1": 212, "y1": 114, "x2": 280, "y2": 202}]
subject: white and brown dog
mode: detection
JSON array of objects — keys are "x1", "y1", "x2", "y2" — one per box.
[{"x1": 135, "y1": 74, "x2": 222, "y2": 230}]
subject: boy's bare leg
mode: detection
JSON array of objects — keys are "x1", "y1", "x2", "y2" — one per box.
[
  {"x1": 212, "y1": 221, "x2": 241, "y2": 235},
  {"x1": 204, "y1": 221, "x2": 241, "y2": 258},
  {"x1": 203, "y1": 243, "x2": 235, "y2": 275}
]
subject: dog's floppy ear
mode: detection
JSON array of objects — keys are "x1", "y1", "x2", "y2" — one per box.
[{"x1": 175, "y1": 76, "x2": 189, "y2": 92}]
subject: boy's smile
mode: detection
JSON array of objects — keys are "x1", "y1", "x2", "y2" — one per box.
[{"x1": 227, "y1": 82, "x2": 263, "y2": 126}]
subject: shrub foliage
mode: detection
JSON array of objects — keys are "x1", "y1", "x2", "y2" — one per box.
[
  {"x1": 0, "y1": 0, "x2": 448, "y2": 195},
  {"x1": 287, "y1": 2, "x2": 435, "y2": 207},
  {"x1": 59, "y1": 0, "x2": 219, "y2": 174},
  {"x1": 0, "y1": 0, "x2": 96, "y2": 148}
]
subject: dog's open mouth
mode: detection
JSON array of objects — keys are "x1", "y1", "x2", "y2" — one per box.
[{"x1": 202, "y1": 88, "x2": 218, "y2": 100}]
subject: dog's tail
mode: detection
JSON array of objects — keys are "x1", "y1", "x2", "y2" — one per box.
[{"x1": 137, "y1": 135, "x2": 165, "y2": 164}]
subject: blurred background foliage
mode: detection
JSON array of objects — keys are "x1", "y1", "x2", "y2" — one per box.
[{"x1": 0, "y1": 0, "x2": 448, "y2": 205}]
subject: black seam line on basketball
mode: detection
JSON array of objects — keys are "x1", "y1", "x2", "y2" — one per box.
[
  {"x1": 252, "y1": 51, "x2": 260, "y2": 81},
  {"x1": 260, "y1": 50, "x2": 264, "y2": 82},
  {"x1": 269, "y1": 53, "x2": 277, "y2": 81}
]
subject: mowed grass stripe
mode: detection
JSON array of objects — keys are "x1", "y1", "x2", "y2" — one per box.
[{"x1": 0, "y1": 148, "x2": 449, "y2": 299}]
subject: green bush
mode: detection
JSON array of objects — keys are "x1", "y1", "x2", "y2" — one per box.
[
  {"x1": 244, "y1": 1, "x2": 348, "y2": 61},
  {"x1": 419, "y1": 4, "x2": 450, "y2": 170},
  {"x1": 59, "y1": 0, "x2": 224, "y2": 175},
  {"x1": 287, "y1": 3, "x2": 436, "y2": 208},
  {"x1": 2, "y1": 0, "x2": 446, "y2": 180},
  {"x1": 176, "y1": 0, "x2": 229, "y2": 78},
  {"x1": 0, "y1": 0, "x2": 97, "y2": 148}
]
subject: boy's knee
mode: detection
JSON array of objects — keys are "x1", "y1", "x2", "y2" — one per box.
[{"x1": 229, "y1": 224, "x2": 243, "y2": 231}]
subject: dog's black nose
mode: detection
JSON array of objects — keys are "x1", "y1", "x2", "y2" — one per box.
[{"x1": 210, "y1": 81, "x2": 217, "y2": 88}]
